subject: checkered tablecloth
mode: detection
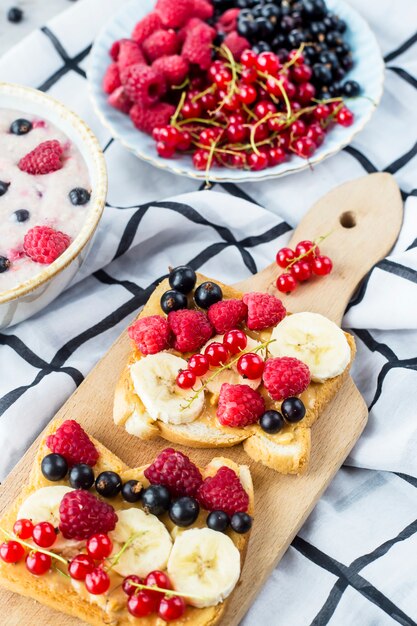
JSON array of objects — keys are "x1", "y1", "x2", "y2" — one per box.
[{"x1": 0, "y1": 0, "x2": 416, "y2": 624}]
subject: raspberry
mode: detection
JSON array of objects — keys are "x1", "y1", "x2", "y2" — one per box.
[
  {"x1": 152, "y1": 55, "x2": 189, "y2": 87},
  {"x1": 223, "y1": 31, "x2": 250, "y2": 60},
  {"x1": 192, "y1": 0, "x2": 214, "y2": 20},
  {"x1": 18, "y1": 140, "x2": 63, "y2": 175},
  {"x1": 130, "y1": 102, "x2": 175, "y2": 135},
  {"x1": 217, "y1": 383, "x2": 265, "y2": 427},
  {"x1": 109, "y1": 40, "x2": 121, "y2": 61},
  {"x1": 155, "y1": 0, "x2": 193, "y2": 28},
  {"x1": 197, "y1": 466, "x2": 249, "y2": 515},
  {"x1": 23, "y1": 226, "x2": 71, "y2": 264},
  {"x1": 131, "y1": 13, "x2": 163, "y2": 44},
  {"x1": 243, "y1": 292, "x2": 286, "y2": 330},
  {"x1": 144, "y1": 448, "x2": 202, "y2": 497},
  {"x1": 59, "y1": 490, "x2": 117, "y2": 540},
  {"x1": 102, "y1": 62, "x2": 121, "y2": 94},
  {"x1": 46, "y1": 420, "x2": 99, "y2": 467},
  {"x1": 168, "y1": 309, "x2": 213, "y2": 352},
  {"x1": 142, "y1": 30, "x2": 179, "y2": 63},
  {"x1": 128, "y1": 315, "x2": 170, "y2": 355},
  {"x1": 108, "y1": 86, "x2": 133, "y2": 114},
  {"x1": 117, "y1": 40, "x2": 146, "y2": 73},
  {"x1": 182, "y1": 21, "x2": 216, "y2": 70},
  {"x1": 177, "y1": 17, "x2": 208, "y2": 44},
  {"x1": 207, "y1": 299, "x2": 247, "y2": 334},
  {"x1": 217, "y1": 8, "x2": 240, "y2": 33},
  {"x1": 123, "y1": 65, "x2": 166, "y2": 106},
  {"x1": 263, "y1": 356, "x2": 310, "y2": 400}
]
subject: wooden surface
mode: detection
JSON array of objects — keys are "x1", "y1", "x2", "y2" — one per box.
[{"x1": 0, "y1": 173, "x2": 403, "y2": 625}]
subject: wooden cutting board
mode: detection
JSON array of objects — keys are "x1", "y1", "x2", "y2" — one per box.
[{"x1": 0, "y1": 173, "x2": 403, "y2": 625}]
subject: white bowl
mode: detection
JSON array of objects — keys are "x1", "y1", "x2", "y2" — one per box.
[
  {"x1": 0, "y1": 83, "x2": 107, "y2": 329},
  {"x1": 88, "y1": 0, "x2": 384, "y2": 183}
]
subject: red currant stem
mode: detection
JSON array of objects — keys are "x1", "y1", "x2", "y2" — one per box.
[
  {"x1": 54, "y1": 565, "x2": 71, "y2": 579},
  {"x1": 105, "y1": 532, "x2": 142, "y2": 572},
  {"x1": 176, "y1": 117, "x2": 225, "y2": 128},
  {"x1": 211, "y1": 45, "x2": 239, "y2": 115},
  {"x1": 281, "y1": 42, "x2": 306, "y2": 71},
  {"x1": 204, "y1": 137, "x2": 219, "y2": 183},
  {"x1": 180, "y1": 338, "x2": 275, "y2": 411},
  {"x1": 0, "y1": 528, "x2": 67, "y2": 565},
  {"x1": 172, "y1": 77, "x2": 190, "y2": 91},
  {"x1": 170, "y1": 91, "x2": 187, "y2": 127},
  {"x1": 285, "y1": 231, "x2": 333, "y2": 269},
  {"x1": 311, "y1": 96, "x2": 343, "y2": 105},
  {"x1": 129, "y1": 581, "x2": 205, "y2": 601},
  {"x1": 191, "y1": 84, "x2": 216, "y2": 103},
  {"x1": 258, "y1": 72, "x2": 292, "y2": 119},
  {"x1": 322, "y1": 102, "x2": 345, "y2": 130},
  {"x1": 241, "y1": 103, "x2": 257, "y2": 120},
  {"x1": 249, "y1": 111, "x2": 274, "y2": 155}
]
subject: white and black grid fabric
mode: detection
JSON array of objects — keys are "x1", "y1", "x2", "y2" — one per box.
[{"x1": 0, "y1": 0, "x2": 416, "y2": 624}]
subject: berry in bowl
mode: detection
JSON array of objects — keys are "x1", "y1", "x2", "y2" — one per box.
[
  {"x1": 0, "y1": 83, "x2": 107, "y2": 328},
  {"x1": 88, "y1": 0, "x2": 383, "y2": 182}
]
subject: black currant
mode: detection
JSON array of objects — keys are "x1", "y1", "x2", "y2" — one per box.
[
  {"x1": 0, "y1": 181, "x2": 10, "y2": 196},
  {"x1": 168, "y1": 265, "x2": 197, "y2": 294},
  {"x1": 230, "y1": 512, "x2": 252, "y2": 534},
  {"x1": 160, "y1": 289, "x2": 188, "y2": 314},
  {"x1": 10, "y1": 118, "x2": 32, "y2": 135},
  {"x1": 7, "y1": 7, "x2": 23, "y2": 23},
  {"x1": 281, "y1": 397, "x2": 306, "y2": 422},
  {"x1": 95, "y1": 471, "x2": 122, "y2": 497},
  {"x1": 69, "y1": 464, "x2": 95, "y2": 490},
  {"x1": 141, "y1": 485, "x2": 171, "y2": 515},
  {"x1": 41, "y1": 453, "x2": 68, "y2": 481},
  {"x1": 252, "y1": 41, "x2": 271, "y2": 53},
  {"x1": 169, "y1": 497, "x2": 200, "y2": 527},
  {"x1": 69, "y1": 188, "x2": 91, "y2": 205},
  {"x1": 122, "y1": 480, "x2": 143, "y2": 503},
  {"x1": 342, "y1": 80, "x2": 361, "y2": 97},
  {"x1": 312, "y1": 63, "x2": 333, "y2": 85},
  {"x1": 0, "y1": 257, "x2": 10, "y2": 273},
  {"x1": 12, "y1": 209, "x2": 30, "y2": 222},
  {"x1": 194, "y1": 281, "x2": 222, "y2": 308},
  {"x1": 207, "y1": 510, "x2": 230, "y2": 532},
  {"x1": 260, "y1": 410, "x2": 285, "y2": 434}
]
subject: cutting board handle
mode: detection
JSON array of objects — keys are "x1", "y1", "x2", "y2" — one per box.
[{"x1": 235, "y1": 173, "x2": 403, "y2": 325}]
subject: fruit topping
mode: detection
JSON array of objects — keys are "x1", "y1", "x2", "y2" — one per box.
[
  {"x1": 69, "y1": 187, "x2": 91, "y2": 206},
  {"x1": 141, "y1": 485, "x2": 171, "y2": 516},
  {"x1": 276, "y1": 237, "x2": 333, "y2": 293},
  {"x1": 144, "y1": 447, "x2": 203, "y2": 498},
  {"x1": 0, "y1": 181, "x2": 10, "y2": 196},
  {"x1": 69, "y1": 463, "x2": 95, "y2": 490},
  {"x1": 230, "y1": 511, "x2": 252, "y2": 534},
  {"x1": 194, "y1": 281, "x2": 223, "y2": 309},
  {"x1": 10, "y1": 118, "x2": 32, "y2": 135},
  {"x1": 223, "y1": 328, "x2": 247, "y2": 354},
  {"x1": 206, "y1": 510, "x2": 230, "y2": 532},
  {"x1": 205, "y1": 341, "x2": 229, "y2": 366},
  {"x1": 169, "y1": 496, "x2": 200, "y2": 527},
  {"x1": 18, "y1": 140, "x2": 63, "y2": 175},
  {"x1": 281, "y1": 396, "x2": 306, "y2": 422},
  {"x1": 46, "y1": 420, "x2": 99, "y2": 468},
  {"x1": 128, "y1": 315, "x2": 171, "y2": 355},
  {"x1": 85, "y1": 567, "x2": 111, "y2": 595},
  {"x1": 160, "y1": 289, "x2": 188, "y2": 313},
  {"x1": 41, "y1": 453, "x2": 68, "y2": 481},
  {"x1": 13, "y1": 209, "x2": 30, "y2": 222},
  {"x1": 0, "y1": 540, "x2": 25, "y2": 564},
  {"x1": 236, "y1": 352, "x2": 264, "y2": 379},
  {"x1": 68, "y1": 554, "x2": 95, "y2": 581},
  {"x1": 207, "y1": 298, "x2": 247, "y2": 333},
  {"x1": 26, "y1": 551, "x2": 51, "y2": 575},
  {"x1": 95, "y1": 471, "x2": 122, "y2": 498},
  {"x1": 262, "y1": 356, "x2": 310, "y2": 400},
  {"x1": 59, "y1": 490, "x2": 118, "y2": 540},
  {"x1": 217, "y1": 382, "x2": 265, "y2": 427},
  {"x1": 121, "y1": 480, "x2": 143, "y2": 503},
  {"x1": 243, "y1": 291, "x2": 286, "y2": 330},
  {"x1": 86, "y1": 533, "x2": 113, "y2": 560},
  {"x1": 196, "y1": 466, "x2": 249, "y2": 515},
  {"x1": 0, "y1": 256, "x2": 10, "y2": 273},
  {"x1": 188, "y1": 352, "x2": 210, "y2": 376},
  {"x1": 168, "y1": 309, "x2": 213, "y2": 352},
  {"x1": 168, "y1": 265, "x2": 197, "y2": 293},
  {"x1": 32, "y1": 522, "x2": 57, "y2": 548},
  {"x1": 23, "y1": 225, "x2": 71, "y2": 264},
  {"x1": 123, "y1": 574, "x2": 144, "y2": 596},
  {"x1": 176, "y1": 369, "x2": 196, "y2": 389},
  {"x1": 13, "y1": 519, "x2": 33, "y2": 540},
  {"x1": 260, "y1": 409, "x2": 285, "y2": 433}
]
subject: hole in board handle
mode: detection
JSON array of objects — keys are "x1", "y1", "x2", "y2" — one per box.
[{"x1": 339, "y1": 211, "x2": 356, "y2": 228}]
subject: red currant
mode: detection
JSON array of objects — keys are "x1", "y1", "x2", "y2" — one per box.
[
  {"x1": 199, "y1": 128, "x2": 220, "y2": 146},
  {"x1": 307, "y1": 123, "x2": 325, "y2": 147},
  {"x1": 265, "y1": 76, "x2": 282, "y2": 97},
  {"x1": 156, "y1": 141, "x2": 175, "y2": 158},
  {"x1": 214, "y1": 69, "x2": 232, "y2": 89},
  {"x1": 273, "y1": 78, "x2": 296, "y2": 100},
  {"x1": 158, "y1": 126, "x2": 181, "y2": 147},
  {"x1": 205, "y1": 342, "x2": 229, "y2": 366},
  {"x1": 256, "y1": 51, "x2": 280, "y2": 74},
  {"x1": 241, "y1": 67, "x2": 258, "y2": 84},
  {"x1": 13, "y1": 519, "x2": 33, "y2": 540},
  {"x1": 241, "y1": 49, "x2": 257, "y2": 68},
  {"x1": 314, "y1": 104, "x2": 331, "y2": 121},
  {"x1": 247, "y1": 151, "x2": 269, "y2": 171},
  {"x1": 276, "y1": 247, "x2": 295, "y2": 268},
  {"x1": 68, "y1": 554, "x2": 95, "y2": 581},
  {"x1": 158, "y1": 596, "x2": 186, "y2": 621},
  {"x1": 188, "y1": 353, "x2": 209, "y2": 376},
  {"x1": 268, "y1": 146, "x2": 286, "y2": 166},
  {"x1": 229, "y1": 152, "x2": 246, "y2": 168},
  {"x1": 297, "y1": 82, "x2": 316, "y2": 104},
  {"x1": 128, "y1": 591, "x2": 159, "y2": 617},
  {"x1": 87, "y1": 533, "x2": 113, "y2": 560},
  {"x1": 222, "y1": 93, "x2": 240, "y2": 111},
  {"x1": 267, "y1": 116, "x2": 286, "y2": 132},
  {"x1": 192, "y1": 149, "x2": 209, "y2": 170},
  {"x1": 279, "y1": 131, "x2": 291, "y2": 151},
  {"x1": 229, "y1": 112, "x2": 245, "y2": 125},
  {"x1": 276, "y1": 273, "x2": 297, "y2": 293},
  {"x1": 254, "y1": 100, "x2": 277, "y2": 118},
  {"x1": 253, "y1": 123, "x2": 269, "y2": 142},
  {"x1": 152, "y1": 127, "x2": 162, "y2": 142},
  {"x1": 223, "y1": 329, "x2": 247, "y2": 354},
  {"x1": 336, "y1": 107, "x2": 354, "y2": 127},
  {"x1": 237, "y1": 353, "x2": 264, "y2": 379},
  {"x1": 227, "y1": 123, "x2": 247, "y2": 143},
  {"x1": 295, "y1": 240, "x2": 319, "y2": 260},
  {"x1": 201, "y1": 93, "x2": 216, "y2": 111},
  {"x1": 32, "y1": 522, "x2": 57, "y2": 548},
  {"x1": 181, "y1": 100, "x2": 201, "y2": 119},
  {"x1": 145, "y1": 570, "x2": 172, "y2": 599},
  {"x1": 238, "y1": 84, "x2": 257, "y2": 105},
  {"x1": 176, "y1": 369, "x2": 196, "y2": 389},
  {"x1": 0, "y1": 540, "x2": 25, "y2": 564},
  {"x1": 26, "y1": 551, "x2": 51, "y2": 575},
  {"x1": 288, "y1": 49, "x2": 304, "y2": 65},
  {"x1": 290, "y1": 260, "x2": 312, "y2": 281},
  {"x1": 122, "y1": 575, "x2": 143, "y2": 596},
  {"x1": 312, "y1": 255, "x2": 333, "y2": 275},
  {"x1": 293, "y1": 136, "x2": 316, "y2": 158},
  {"x1": 177, "y1": 131, "x2": 191, "y2": 151},
  {"x1": 208, "y1": 61, "x2": 225, "y2": 80},
  {"x1": 85, "y1": 567, "x2": 111, "y2": 595},
  {"x1": 290, "y1": 119, "x2": 306, "y2": 137},
  {"x1": 291, "y1": 64, "x2": 312, "y2": 83}
]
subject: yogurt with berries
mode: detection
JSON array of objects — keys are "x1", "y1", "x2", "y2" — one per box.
[{"x1": 0, "y1": 108, "x2": 91, "y2": 292}]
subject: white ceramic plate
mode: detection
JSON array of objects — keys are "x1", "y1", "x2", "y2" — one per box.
[{"x1": 88, "y1": 0, "x2": 384, "y2": 183}]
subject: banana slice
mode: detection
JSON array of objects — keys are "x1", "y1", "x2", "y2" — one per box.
[
  {"x1": 167, "y1": 528, "x2": 241, "y2": 608},
  {"x1": 109, "y1": 508, "x2": 172, "y2": 577},
  {"x1": 269, "y1": 312, "x2": 351, "y2": 382},
  {"x1": 201, "y1": 335, "x2": 264, "y2": 393},
  {"x1": 130, "y1": 352, "x2": 204, "y2": 425},
  {"x1": 17, "y1": 486, "x2": 80, "y2": 553}
]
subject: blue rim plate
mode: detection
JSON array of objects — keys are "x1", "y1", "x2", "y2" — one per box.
[{"x1": 88, "y1": 0, "x2": 384, "y2": 183}]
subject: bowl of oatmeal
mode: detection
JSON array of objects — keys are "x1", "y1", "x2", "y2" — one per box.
[{"x1": 0, "y1": 83, "x2": 107, "y2": 328}]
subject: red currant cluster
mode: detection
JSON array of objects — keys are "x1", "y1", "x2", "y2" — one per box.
[
  {"x1": 176, "y1": 328, "x2": 264, "y2": 389},
  {"x1": 0, "y1": 519, "x2": 59, "y2": 575},
  {"x1": 153, "y1": 46, "x2": 354, "y2": 174},
  {"x1": 123, "y1": 570, "x2": 186, "y2": 621},
  {"x1": 276, "y1": 239, "x2": 333, "y2": 294}
]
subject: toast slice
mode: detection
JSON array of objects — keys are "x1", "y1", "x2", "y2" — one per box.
[
  {"x1": 0, "y1": 419, "x2": 253, "y2": 626},
  {"x1": 114, "y1": 273, "x2": 356, "y2": 475}
]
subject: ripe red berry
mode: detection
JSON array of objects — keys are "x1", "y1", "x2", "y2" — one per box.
[
  {"x1": 238, "y1": 84, "x2": 257, "y2": 105},
  {"x1": 290, "y1": 260, "x2": 312, "y2": 281},
  {"x1": 192, "y1": 149, "x2": 210, "y2": 170},
  {"x1": 288, "y1": 49, "x2": 304, "y2": 65},
  {"x1": 85, "y1": 567, "x2": 111, "y2": 595},
  {"x1": 176, "y1": 369, "x2": 196, "y2": 389},
  {"x1": 254, "y1": 100, "x2": 277, "y2": 118},
  {"x1": 145, "y1": 570, "x2": 172, "y2": 599},
  {"x1": 0, "y1": 541, "x2": 25, "y2": 564},
  {"x1": 268, "y1": 146, "x2": 286, "y2": 166},
  {"x1": 123, "y1": 575, "x2": 143, "y2": 596},
  {"x1": 295, "y1": 240, "x2": 319, "y2": 260},
  {"x1": 227, "y1": 123, "x2": 247, "y2": 143},
  {"x1": 276, "y1": 247, "x2": 295, "y2": 268},
  {"x1": 26, "y1": 551, "x2": 51, "y2": 575},
  {"x1": 181, "y1": 100, "x2": 201, "y2": 119},
  {"x1": 267, "y1": 116, "x2": 286, "y2": 132},
  {"x1": 297, "y1": 82, "x2": 316, "y2": 104},
  {"x1": 223, "y1": 329, "x2": 247, "y2": 354},
  {"x1": 241, "y1": 49, "x2": 257, "y2": 68},
  {"x1": 247, "y1": 151, "x2": 268, "y2": 171},
  {"x1": 188, "y1": 353, "x2": 210, "y2": 376},
  {"x1": 290, "y1": 119, "x2": 306, "y2": 137},
  {"x1": 86, "y1": 533, "x2": 113, "y2": 560},
  {"x1": 241, "y1": 67, "x2": 258, "y2": 84},
  {"x1": 237, "y1": 353, "x2": 264, "y2": 379},
  {"x1": 32, "y1": 522, "x2": 57, "y2": 548},
  {"x1": 307, "y1": 123, "x2": 325, "y2": 147},
  {"x1": 208, "y1": 61, "x2": 225, "y2": 80},
  {"x1": 336, "y1": 107, "x2": 354, "y2": 127},
  {"x1": 256, "y1": 51, "x2": 280, "y2": 74},
  {"x1": 312, "y1": 255, "x2": 333, "y2": 275},
  {"x1": 291, "y1": 64, "x2": 312, "y2": 83},
  {"x1": 214, "y1": 69, "x2": 232, "y2": 89},
  {"x1": 128, "y1": 590, "x2": 159, "y2": 617},
  {"x1": 293, "y1": 136, "x2": 316, "y2": 158},
  {"x1": 314, "y1": 104, "x2": 331, "y2": 121},
  {"x1": 156, "y1": 141, "x2": 175, "y2": 158},
  {"x1": 229, "y1": 152, "x2": 246, "y2": 168},
  {"x1": 158, "y1": 596, "x2": 186, "y2": 621},
  {"x1": 205, "y1": 342, "x2": 229, "y2": 366},
  {"x1": 176, "y1": 131, "x2": 192, "y2": 151},
  {"x1": 68, "y1": 554, "x2": 95, "y2": 580},
  {"x1": 276, "y1": 273, "x2": 297, "y2": 293},
  {"x1": 13, "y1": 519, "x2": 33, "y2": 540},
  {"x1": 201, "y1": 92, "x2": 216, "y2": 111},
  {"x1": 158, "y1": 126, "x2": 181, "y2": 147}
]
